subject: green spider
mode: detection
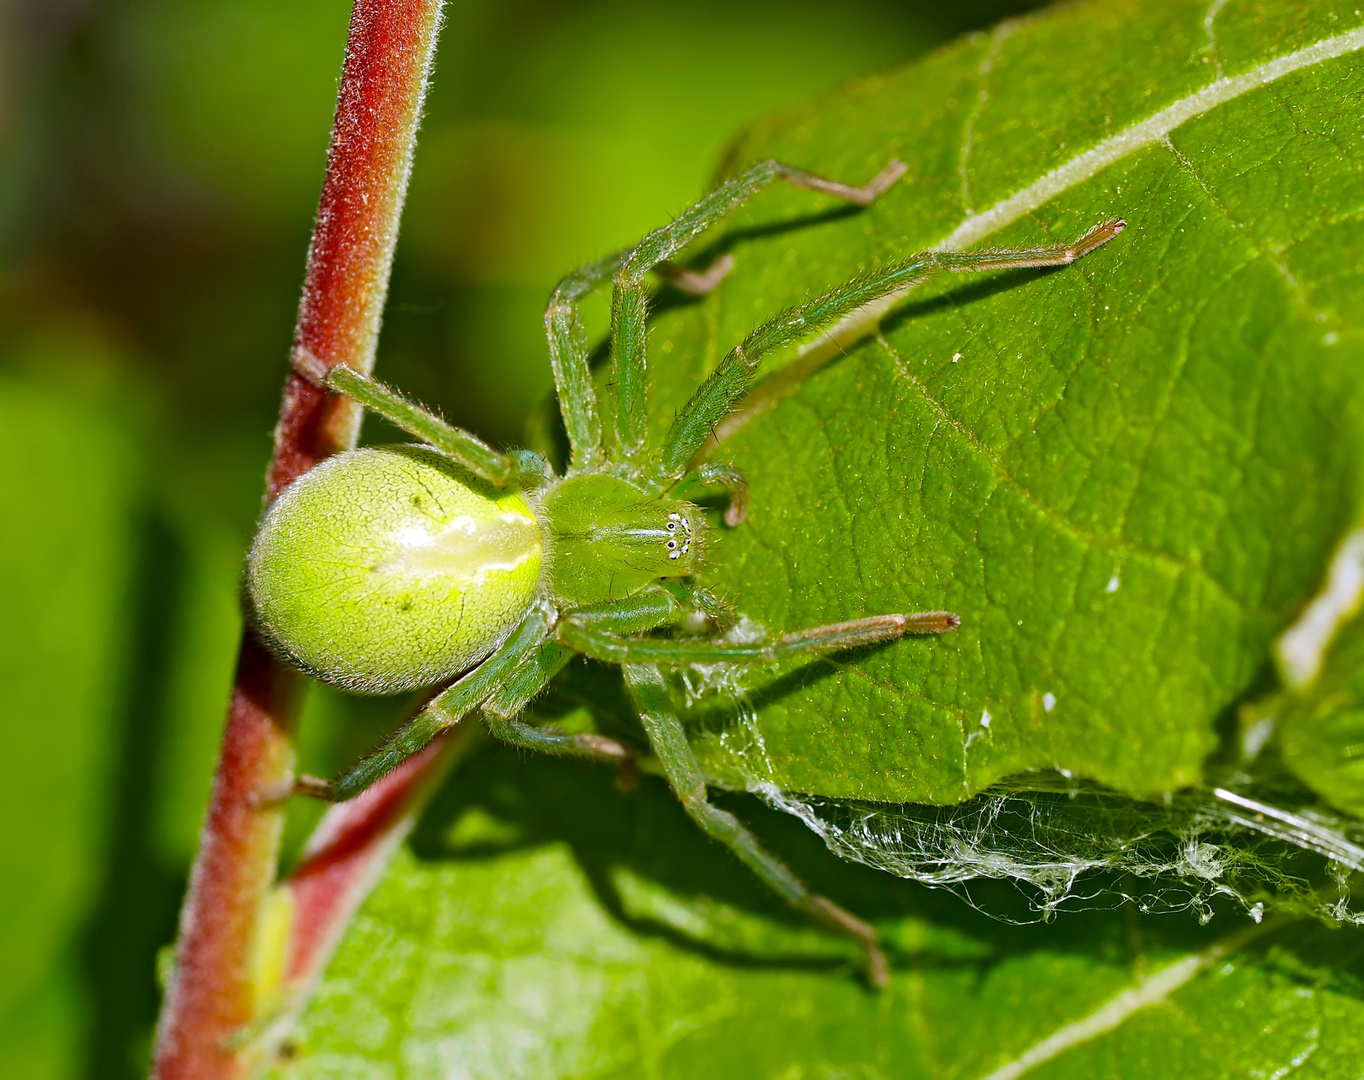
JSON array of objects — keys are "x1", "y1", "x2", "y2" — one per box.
[{"x1": 248, "y1": 158, "x2": 1124, "y2": 985}]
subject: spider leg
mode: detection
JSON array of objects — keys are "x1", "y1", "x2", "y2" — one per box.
[
  {"x1": 480, "y1": 639, "x2": 633, "y2": 763},
  {"x1": 296, "y1": 602, "x2": 555, "y2": 802},
  {"x1": 609, "y1": 160, "x2": 907, "y2": 465},
  {"x1": 544, "y1": 247, "x2": 743, "y2": 474},
  {"x1": 558, "y1": 610, "x2": 958, "y2": 666},
  {"x1": 480, "y1": 586, "x2": 685, "y2": 762},
  {"x1": 483, "y1": 703, "x2": 632, "y2": 764},
  {"x1": 294, "y1": 358, "x2": 543, "y2": 486},
  {"x1": 619, "y1": 159, "x2": 907, "y2": 285},
  {"x1": 654, "y1": 255, "x2": 736, "y2": 296},
  {"x1": 669, "y1": 460, "x2": 749, "y2": 526},
  {"x1": 544, "y1": 251, "x2": 624, "y2": 472},
  {"x1": 654, "y1": 217, "x2": 1126, "y2": 479},
  {"x1": 622, "y1": 662, "x2": 890, "y2": 987},
  {"x1": 482, "y1": 714, "x2": 634, "y2": 767}
]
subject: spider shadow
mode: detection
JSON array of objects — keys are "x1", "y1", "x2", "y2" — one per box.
[
  {"x1": 664, "y1": 213, "x2": 1072, "y2": 332},
  {"x1": 401, "y1": 650, "x2": 1329, "y2": 987},
  {"x1": 880, "y1": 262, "x2": 1071, "y2": 335},
  {"x1": 409, "y1": 737, "x2": 891, "y2": 979},
  {"x1": 679, "y1": 204, "x2": 864, "y2": 279},
  {"x1": 406, "y1": 718, "x2": 1129, "y2": 982}
]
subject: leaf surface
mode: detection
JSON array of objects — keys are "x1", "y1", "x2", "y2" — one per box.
[
  {"x1": 272, "y1": 747, "x2": 1364, "y2": 1079},
  {"x1": 278, "y1": 2, "x2": 1364, "y2": 1074},
  {"x1": 625, "y1": 0, "x2": 1364, "y2": 803},
  {"x1": 1278, "y1": 569, "x2": 1364, "y2": 816}
]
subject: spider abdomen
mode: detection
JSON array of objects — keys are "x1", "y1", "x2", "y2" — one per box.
[{"x1": 247, "y1": 444, "x2": 543, "y2": 694}]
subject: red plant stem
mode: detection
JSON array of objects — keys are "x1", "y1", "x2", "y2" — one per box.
[
  {"x1": 151, "y1": 3, "x2": 446, "y2": 1077},
  {"x1": 271, "y1": 0, "x2": 445, "y2": 495},
  {"x1": 278, "y1": 728, "x2": 478, "y2": 1010}
]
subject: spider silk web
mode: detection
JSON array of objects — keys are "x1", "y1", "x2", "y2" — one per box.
[{"x1": 677, "y1": 669, "x2": 1364, "y2": 927}]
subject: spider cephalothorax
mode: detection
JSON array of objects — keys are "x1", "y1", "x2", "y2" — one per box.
[{"x1": 247, "y1": 156, "x2": 1122, "y2": 984}]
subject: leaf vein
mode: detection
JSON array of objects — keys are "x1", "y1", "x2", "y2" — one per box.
[
  {"x1": 975, "y1": 922, "x2": 1274, "y2": 1080},
  {"x1": 874, "y1": 335, "x2": 1264, "y2": 619},
  {"x1": 1160, "y1": 135, "x2": 1314, "y2": 316},
  {"x1": 941, "y1": 26, "x2": 1364, "y2": 252},
  {"x1": 958, "y1": 22, "x2": 1014, "y2": 218}
]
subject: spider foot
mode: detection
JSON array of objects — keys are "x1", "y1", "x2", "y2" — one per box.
[
  {"x1": 292, "y1": 773, "x2": 336, "y2": 801},
  {"x1": 812, "y1": 895, "x2": 890, "y2": 989},
  {"x1": 247, "y1": 773, "x2": 334, "y2": 809},
  {"x1": 655, "y1": 254, "x2": 736, "y2": 296},
  {"x1": 290, "y1": 346, "x2": 330, "y2": 387}
]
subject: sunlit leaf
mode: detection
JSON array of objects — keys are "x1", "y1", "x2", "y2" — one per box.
[
  {"x1": 272, "y1": 748, "x2": 1364, "y2": 1079},
  {"x1": 636, "y1": 0, "x2": 1364, "y2": 804},
  {"x1": 277, "y1": 2, "x2": 1364, "y2": 1075}
]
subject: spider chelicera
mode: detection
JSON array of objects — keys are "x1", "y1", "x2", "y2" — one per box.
[{"x1": 247, "y1": 157, "x2": 1124, "y2": 985}]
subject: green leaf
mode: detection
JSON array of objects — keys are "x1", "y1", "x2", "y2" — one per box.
[
  {"x1": 1278, "y1": 606, "x2": 1364, "y2": 817},
  {"x1": 275, "y1": 3, "x2": 1364, "y2": 1075},
  {"x1": 616, "y1": 0, "x2": 1364, "y2": 805},
  {"x1": 271, "y1": 747, "x2": 1364, "y2": 1079}
]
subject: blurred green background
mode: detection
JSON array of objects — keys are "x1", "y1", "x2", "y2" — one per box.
[{"x1": 0, "y1": 1, "x2": 1046, "y2": 1076}]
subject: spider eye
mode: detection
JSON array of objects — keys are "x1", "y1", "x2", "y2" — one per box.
[{"x1": 658, "y1": 507, "x2": 697, "y2": 565}]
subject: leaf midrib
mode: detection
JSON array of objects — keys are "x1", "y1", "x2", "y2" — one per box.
[
  {"x1": 753, "y1": 23, "x2": 1364, "y2": 391},
  {"x1": 941, "y1": 25, "x2": 1364, "y2": 251},
  {"x1": 976, "y1": 920, "x2": 1279, "y2": 1080}
]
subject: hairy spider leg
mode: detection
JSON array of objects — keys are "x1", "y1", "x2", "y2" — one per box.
[
  {"x1": 323, "y1": 582, "x2": 718, "y2": 794},
  {"x1": 608, "y1": 160, "x2": 909, "y2": 464},
  {"x1": 478, "y1": 581, "x2": 746, "y2": 764},
  {"x1": 669, "y1": 460, "x2": 750, "y2": 526},
  {"x1": 540, "y1": 161, "x2": 904, "y2": 473},
  {"x1": 294, "y1": 362, "x2": 546, "y2": 487},
  {"x1": 301, "y1": 600, "x2": 557, "y2": 801},
  {"x1": 480, "y1": 638, "x2": 634, "y2": 763},
  {"x1": 480, "y1": 582, "x2": 742, "y2": 762},
  {"x1": 544, "y1": 248, "x2": 626, "y2": 472},
  {"x1": 481, "y1": 644, "x2": 635, "y2": 764},
  {"x1": 542, "y1": 247, "x2": 736, "y2": 473},
  {"x1": 655, "y1": 217, "x2": 1125, "y2": 481},
  {"x1": 304, "y1": 585, "x2": 696, "y2": 776},
  {"x1": 480, "y1": 586, "x2": 683, "y2": 762},
  {"x1": 622, "y1": 662, "x2": 890, "y2": 988}
]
